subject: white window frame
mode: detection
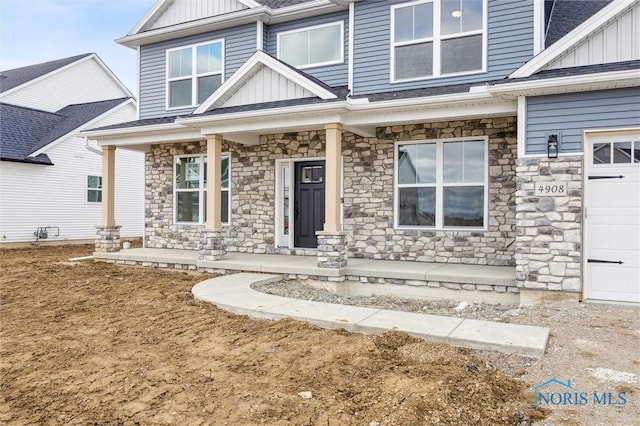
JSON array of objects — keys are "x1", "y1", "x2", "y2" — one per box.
[
  {"x1": 276, "y1": 21, "x2": 345, "y2": 69},
  {"x1": 394, "y1": 137, "x2": 489, "y2": 231},
  {"x1": 86, "y1": 175, "x2": 102, "y2": 203},
  {"x1": 166, "y1": 39, "x2": 225, "y2": 110},
  {"x1": 390, "y1": 0, "x2": 487, "y2": 83},
  {"x1": 173, "y1": 153, "x2": 231, "y2": 226}
]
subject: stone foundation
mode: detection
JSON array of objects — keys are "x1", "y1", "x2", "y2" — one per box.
[
  {"x1": 317, "y1": 231, "x2": 348, "y2": 269},
  {"x1": 95, "y1": 225, "x2": 121, "y2": 253},
  {"x1": 198, "y1": 230, "x2": 227, "y2": 261},
  {"x1": 514, "y1": 156, "x2": 583, "y2": 293}
]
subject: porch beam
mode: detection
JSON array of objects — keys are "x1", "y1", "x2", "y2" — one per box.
[
  {"x1": 324, "y1": 123, "x2": 342, "y2": 232},
  {"x1": 101, "y1": 145, "x2": 116, "y2": 226},
  {"x1": 205, "y1": 134, "x2": 223, "y2": 230}
]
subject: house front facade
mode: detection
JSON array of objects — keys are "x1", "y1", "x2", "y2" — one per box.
[{"x1": 85, "y1": 0, "x2": 640, "y2": 305}]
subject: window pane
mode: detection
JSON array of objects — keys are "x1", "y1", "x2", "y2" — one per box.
[
  {"x1": 283, "y1": 166, "x2": 290, "y2": 235},
  {"x1": 399, "y1": 187, "x2": 436, "y2": 226},
  {"x1": 221, "y1": 190, "x2": 229, "y2": 223},
  {"x1": 221, "y1": 156, "x2": 229, "y2": 189},
  {"x1": 635, "y1": 142, "x2": 640, "y2": 163},
  {"x1": 444, "y1": 140, "x2": 484, "y2": 183},
  {"x1": 280, "y1": 31, "x2": 308, "y2": 66},
  {"x1": 87, "y1": 175, "x2": 102, "y2": 189},
  {"x1": 398, "y1": 143, "x2": 436, "y2": 184},
  {"x1": 395, "y1": 42, "x2": 433, "y2": 79},
  {"x1": 176, "y1": 192, "x2": 200, "y2": 223},
  {"x1": 414, "y1": 3, "x2": 433, "y2": 39},
  {"x1": 169, "y1": 48, "x2": 192, "y2": 78},
  {"x1": 394, "y1": 6, "x2": 414, "y2": 42},
  {"x1": 87, "y1": 190, "x2": 102, "y2": 203},
  {"x1": 441, "y1": 0, "x2": 483, "y2": 35},
  {"x1": 613, "y1": 142, "x2": 632, "y2": 163},
  {"x1": 593, "y1": 143, "x2": 611, "y2": 164},
  {"x1": 444, "y1": 186, "x2": 484, "y2": 227},
  {"x1": 169, "y1": 79, "x2": 192, "y2": 108},
  {"x1": 309, "y1": 24, "x2": 341, "y2": 64},
  {"x1": 196, "y1": 42, "x2": 222, "y2": 74},
  {"x1": 197, "y1": 75, "x2": 222, "y2": 104},
  {"x1": 175, "y1": 157, "x2": 201, "y2": 189},
  {"x1": 441, "y1": 34, "x2": 482, "y2": 74}
]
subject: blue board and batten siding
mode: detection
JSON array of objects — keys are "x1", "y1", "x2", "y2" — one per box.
[
  {"x1": 525, "y1": 88, "x2": 640, "y2": 154},
  {"x1": 139, "y1": 24, "x2": 256, "y2": 119},
  {"x1": 352, "y1": 0, "x2": 534, "y2": 95},
  {"x1": 266, "y1": 11, "x2": 349, "y2": 88}
]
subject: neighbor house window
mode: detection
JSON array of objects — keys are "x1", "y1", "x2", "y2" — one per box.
[
  {"x1": 167, "y1": 40, "x2": 224, "y2": 109},
  {"x1": 174, "y1": 154, "x2": 230, "y2": 224},
  {"x1": 391, "y1": 0, "x2": 485, "y2": 81},
  {"x1": 87, "y1": 175, "x2": 102, "y2": 202},
  {"x1": 277, "y1": 21, "x2": 344, "y2": 68},
  {"x1": 395, "y1": 138, "x2": 487, "y2": 229}
]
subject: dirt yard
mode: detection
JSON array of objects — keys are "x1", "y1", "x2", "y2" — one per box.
[{"x1": 0, "y1": 245, "x2": 636, "y2": 425}]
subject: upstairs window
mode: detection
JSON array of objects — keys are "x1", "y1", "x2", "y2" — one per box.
[
  {"x1": 167, "y1": 40, "x2": 224, "y2": 109},
  {"x1": 277, "y1": 21, "x2": 344, "y2": 68},
  {"x1": 391, "y1": 0, "x2": 485, "y2": 81}
]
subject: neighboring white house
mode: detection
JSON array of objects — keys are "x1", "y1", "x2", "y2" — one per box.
[{"x1": 0, "y1": 53, "x2": 144, "y2": 244}]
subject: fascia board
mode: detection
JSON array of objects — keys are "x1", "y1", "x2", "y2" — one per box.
[
  {"x1": 489, "y1": 69, "x2": 640, "y2": 97},
  {"x1": 510, "y1": 0, "x2": 636, "y2": 78},
  {"x1": 80, "y1": 121, "x2": 187, "y2": 140},
  {"x1": 194, "y1": 52, "x2": 337, "y2": 114},
  {"x1": 129, "y1": 0, "x2": 169, "y2": 35},
  {"x1": 31, "y1": 98, "x2": 136, "y2": 157}
]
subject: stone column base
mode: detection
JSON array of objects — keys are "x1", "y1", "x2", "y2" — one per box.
[
  {"x1": 317, "y1": 231, "x2": 347, "y2": 268},
  {"x1": 199, "y1": 230, "x2": 226, "y2": 261},
  {"x1": 95, "y1": 225, "x2": 121, "y2": 253}
]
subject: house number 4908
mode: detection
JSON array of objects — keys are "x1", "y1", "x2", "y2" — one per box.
[{"x1": 534, "y1": 181, "x2": 568, "y2": 196}]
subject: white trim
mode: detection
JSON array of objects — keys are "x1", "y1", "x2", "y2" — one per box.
[
  {"x1": 510, "y1": 0, "x2": 637, "y2": 78},
  {"x1": 389, "y1": 0, "x2": 487, "y2": 83},
  {"x1": 165, "y1": 39, "x2": 225, "y2": 110},
  {"x1": 172, "y1": 152, "x2": 231, "y2": 226},
  {"x1": 0, "y1": 53, "x2": 132, "y2": 100},
  {"x1": 86, "y1": 174, "x2": 103, "y2": 204},
  {"x1": 517, "y1": 96, "x2": 527, "y2": 158},
  {"x1": 238, "y1": 0, "x2": 261, "y2": 8},
  {"x1": 348, "y1": 1, "x2": 354, "y2": 93},
  {"x1": 30, "y1": 98, "x2": 135, "y2": 157},
  {"x1": 276, "y1": 21, "x2": 345, "y2": 70},
  {"x1": 393, "y1": 136, "x2": 489, "y2": 231},
  {"x1": 129, "y1": 0, "x2": 167, "y2": 35},
  {"x1": 256, "y1": 21, "x2": 264, "y2": 51},
  {"x1": 193, "y1": 51, "x2": 337, "y2": 114},
  {"x1": 533, "y1": 0, "x2": 544, "y2": 55},
  {"x1": 275, "y1": 159, "x2": 293, "y2": 248},
  {"x1": 136, "y1": 46, "x2": 141, "y2": 120}
]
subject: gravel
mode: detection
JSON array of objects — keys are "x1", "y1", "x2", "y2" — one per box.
[{"x1": 252, "y1": 279, "x2": 640, "y2": 426}]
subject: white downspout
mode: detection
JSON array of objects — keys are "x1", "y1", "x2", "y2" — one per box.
[{"x1": 84, "y1": 137, "x2": 102, "y2": 155}]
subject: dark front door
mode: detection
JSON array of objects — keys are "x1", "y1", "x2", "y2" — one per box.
[{"x1": 294, "y1": 160, "x2": 325, "y2": 248}]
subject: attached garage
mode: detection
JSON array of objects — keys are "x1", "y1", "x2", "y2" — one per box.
[{"x1": 584, "y1": 130, "x2": 640, "y2": 304}]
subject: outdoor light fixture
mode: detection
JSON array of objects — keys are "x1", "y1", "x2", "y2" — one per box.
[
  {"x1": 547, "y1": 133, "x2": 559, "y2": 158},
  {"x1": 451, "y1": 9, "x2": 462, "y2": 18}
]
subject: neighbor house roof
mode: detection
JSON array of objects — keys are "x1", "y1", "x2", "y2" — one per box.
[
  {"x1": 545, "y1": 0, "x2": 612, "y2": 46},
  {"x1": 1, "y1": 98, "x2": 131, "y2": 165},
  {"x1": 0, "y1": 53, "x2": 93, "y2": 93}
]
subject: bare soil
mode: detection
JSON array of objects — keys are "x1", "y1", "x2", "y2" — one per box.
[{"x1": 0, "y1": 245, "x2": 547, "y2": 425}]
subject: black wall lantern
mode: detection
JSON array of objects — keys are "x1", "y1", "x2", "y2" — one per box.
[{"x1": 547, "y1": 133, "x2": 559, "y2": 158}]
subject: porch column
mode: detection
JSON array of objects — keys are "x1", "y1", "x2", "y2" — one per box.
[
  {"x1": 95, "y1": 145, "x2": 121, "y2": 253},
  {"x1": 317, "y1": 123, "x2": 347, "y2": 271},
  {"x1": 199, "y1": 134, "x2": 226, "y2": 261}
]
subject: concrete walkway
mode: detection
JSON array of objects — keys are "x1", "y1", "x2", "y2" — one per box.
[{"x1": 192, "y1": 273, "x2": 549, "y2": 358}]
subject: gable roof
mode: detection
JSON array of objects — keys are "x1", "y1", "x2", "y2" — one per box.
[
  {"x1": 545, "y1": 0, "x2": 613, "y2": 47},
  {"x1": 194, "y1": 51, "x2": 338, "y2": 114},
  {"x1": 1, "y1": 98, "x2": 131, "y2": 165},
  {"x1": 0, "y1": 53, "x2": 93, "y2": 94},
  {"x1": 511, "y1": 0, "x2": 637, "y2": 78}
]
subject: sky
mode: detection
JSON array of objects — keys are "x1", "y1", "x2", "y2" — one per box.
[{"x1": 1, "y1": 0, "x2": 158, "y2": 95}]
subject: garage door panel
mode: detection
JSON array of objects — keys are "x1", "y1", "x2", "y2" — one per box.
[
  {"x1": 589, "y1": 224, "x2": 640, "y2": 251},
  {"x1": 589, "y1": 248, "x2": 640, "y2": 267},
  {"x1": 589, "y1": 182, "x2": 640, "y2": 208}
]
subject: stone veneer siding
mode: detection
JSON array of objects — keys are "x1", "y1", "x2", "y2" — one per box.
[
  {"x1": 144, "y1": 117, "x2": 517, "y2": 266},
  {"x1": 514, "y1": 156, "x2": 583, "y2": 292}
]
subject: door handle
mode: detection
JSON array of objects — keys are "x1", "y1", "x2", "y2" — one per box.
[{"x1": 588, "y1": 259, "x2": 624, "y2": 264}]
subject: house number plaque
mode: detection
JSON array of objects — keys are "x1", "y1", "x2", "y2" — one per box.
[{"x1": 534, "y1": 181, "x2": 568, "y2": 196}]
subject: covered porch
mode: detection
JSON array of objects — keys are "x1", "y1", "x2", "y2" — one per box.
[{"x1": 93, "y1": 248, "x2": 523, "y2": 305}]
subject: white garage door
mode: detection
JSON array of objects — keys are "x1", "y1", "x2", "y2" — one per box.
[{"x1": 585, "y1": 132, "x2": 640, "y2": 304}]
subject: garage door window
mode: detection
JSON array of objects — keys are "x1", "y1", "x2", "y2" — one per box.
[{"x1": 593, "y1": 141, "x2": 640, "y2": 164}]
